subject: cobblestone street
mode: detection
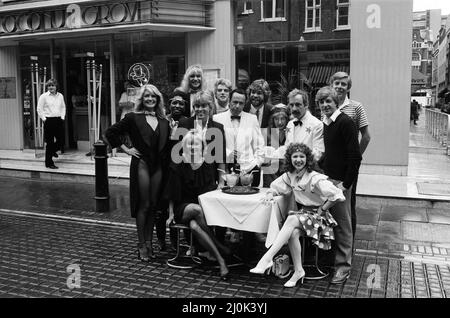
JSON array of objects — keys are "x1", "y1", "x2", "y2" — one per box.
[{"x1": 1, "y1": 210, "x2": 449, "y2": 299}]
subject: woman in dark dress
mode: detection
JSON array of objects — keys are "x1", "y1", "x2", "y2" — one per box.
[
  {"x1": 165, "y1": 91, "x2": 230, "y2": 280},
  {"x1": 106, "y1": 84, "x2": 170, "y2": 262}
]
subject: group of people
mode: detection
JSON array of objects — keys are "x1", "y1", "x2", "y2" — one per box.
[{"x1": 102, "y1": 64, "x2": 371, "y2": 286}]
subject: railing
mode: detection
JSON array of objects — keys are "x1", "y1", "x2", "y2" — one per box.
[{"x1": 425, "y1": 108, "x2": 450, "y2": 155}]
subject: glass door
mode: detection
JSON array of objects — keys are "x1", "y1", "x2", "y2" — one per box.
[{"x1": 19, "y1": 41, "x2": 51, "y2": 158}]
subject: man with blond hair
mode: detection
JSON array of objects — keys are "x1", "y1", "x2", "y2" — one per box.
[
  {"x1": 329, "y1": 71, "x2": 371, "y2": 241},
  {"x1": 214, "y1": 78, "x2": 232, "y2": 114}
]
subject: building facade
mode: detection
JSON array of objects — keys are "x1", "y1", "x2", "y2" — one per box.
[
  {"x1": 0, "y1": 0, "x2": 234, "y2": 151},
  {"x1": 0, "y1": 0, "x2": 414, "y2": 175},
  {"x1": 234, "y1": 0, "x2": 350, "y2": 115}
]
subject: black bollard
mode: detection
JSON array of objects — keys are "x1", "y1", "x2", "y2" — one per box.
[{"x1": 94, "y1": 140, "x2": 110, "y2": 212}]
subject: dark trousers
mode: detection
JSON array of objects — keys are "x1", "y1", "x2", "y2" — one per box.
[
  {"x1": 155, "y1": 209, "x2": 177, "y2": 247},
  {"x1": 329, "y1": 182, "x2": 353, "y2": 272},
  {"x1": 351, "y1": 175, "x2": 358, "y2": 242},
  {"x1": 44, "y1": 117, "x2": 63, "y2": 166}
]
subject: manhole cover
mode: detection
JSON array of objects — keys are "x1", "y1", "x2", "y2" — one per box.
[
  {"x1": 403, "y1": 221, "x2": 450, "y2": 242},
  {"x1": 416, "y1": 182, "x2": 450, "y2": 196}
]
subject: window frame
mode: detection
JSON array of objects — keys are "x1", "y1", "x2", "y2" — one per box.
[
  {"x1": 335, "y1": 0, "x2": 350, "y2": 30},
  {"x1": 260, "y1": 0, "x2": 287, "y2": 23},
  {"x1": 242, "y1": 1, "x2": 254, "y2": 15},
  {"x1": 259, "y1": 47, "x2": 287, "y2": 66},
  {"x1": 304, "y1": 0, "x2": 322, "y2": 33}
]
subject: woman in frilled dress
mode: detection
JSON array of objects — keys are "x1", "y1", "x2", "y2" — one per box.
[{"x1": 250, "y1": 143, "x2": 345, "y2": 287}]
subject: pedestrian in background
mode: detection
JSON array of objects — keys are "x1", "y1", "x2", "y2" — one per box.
[
  {"x1": 105, "y1": 84, "x2": 170, "y2": 262},
  {"x1": 37, "y1": 78, "x2": 66, "y2": 169},
  {"x1": 411, "y1": 99, "x2": 419, "y2": 125}
]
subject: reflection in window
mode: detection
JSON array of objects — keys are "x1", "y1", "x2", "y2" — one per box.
[
  {"x1": 306, "y1": 0, "x2": 321, "y2": 31},
  {"x1": 260, "y1": 47, "x2": 286, "y2": 66},
  {"x1": 336, "y1": 0, "x2": 349, "y2": 28},
  {"x1": 261, "y1": 0, "x2": 286, "y2": 21}
]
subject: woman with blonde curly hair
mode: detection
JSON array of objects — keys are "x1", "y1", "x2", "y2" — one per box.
[
  {"x1": 250, "y1": 143, "x2": 345, "y2": 288},
  {"x1": 106, "y1": 84, "x2": 171, "y2": 262},
  {"x1": 179, "y1": 64, "x2": 209, "y2": 117}
]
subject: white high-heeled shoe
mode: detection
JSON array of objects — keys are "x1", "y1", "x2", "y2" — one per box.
[
  {"x1": 249, "y1": 260, "x2": 273, "y2": 275},
  {"x1": 284, "y1": 271, "x2": 305, "y2": 288}
]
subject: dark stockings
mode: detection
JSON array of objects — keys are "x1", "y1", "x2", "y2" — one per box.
[{"x1": 136, "y1": 160, "x2": 162, "y2": 256}]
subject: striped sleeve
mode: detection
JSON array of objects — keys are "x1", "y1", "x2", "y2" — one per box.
[
  {"x1": 344, "y1": 100, "x2": 369, "y2": 129},
  {"x1": 354, "y1": 103, "x2": 369, "y2": 129}
]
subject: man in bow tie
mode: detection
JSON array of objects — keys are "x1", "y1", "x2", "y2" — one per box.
[
  {"x1": 275, "y1": 89, "x2": 324, "y2": 161},
  {"x1": 213, "y1": 88, "x2": 266, "y2": 263},
  {"x1": 213, "y1": 89, "x2": 265, "y2": 186}
]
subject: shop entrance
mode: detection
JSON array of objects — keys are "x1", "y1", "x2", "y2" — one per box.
[
  {"x1": 63, "y1": 54, "x2": 109, "y2": 153},
  {"x1": 55, "y1": 37, "x2": 110, "y2": 153}
]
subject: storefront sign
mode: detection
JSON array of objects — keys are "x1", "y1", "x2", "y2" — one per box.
[
  {"x1": 128, "y1": 63, "x2": 152, "y2": 87},
  {"x1": 0, "y1": 0, "x2": 141, "y2": 35},
  {"x1": 0, "y1": 0, "x2": 211, "y2": 36}
]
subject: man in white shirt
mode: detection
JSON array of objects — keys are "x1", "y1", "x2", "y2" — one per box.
[
  {"x1": 213, "y1": 88, "x2": 265, "y2": 187},
  {"x1": 243, "y1": 79, "x2": 273, "y2": 128},
  {"x1": 37, "y1": 79, "x2": 66, "y2": 169},
  {"x1": 275, "y1": 89, "x2": 324, "y2": 161},
  {"x1": 214, "y1": 78, "x2": 232, "y2": 114},
  {"x1": 213, "y1": 88, "x2": 266, "y2": 262}
]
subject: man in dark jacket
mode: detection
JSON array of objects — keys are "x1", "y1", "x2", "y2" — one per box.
[
  {"x1": 243, "y1": 79, "x2": 273, "y2": 129},
  {"x1": 316, "y1": 86, "x2": 362, "y2": 284}
]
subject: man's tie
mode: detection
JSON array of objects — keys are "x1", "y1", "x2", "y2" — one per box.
[
  {"x1": 256, "y1": 108, "x2": 260, "y2": 118},
  {"x1": 293, "y1": 120, "x2": 302, "y2": 126},
  {"x1": 231, "y1": 115, "x2": 241, "y2": 121}
]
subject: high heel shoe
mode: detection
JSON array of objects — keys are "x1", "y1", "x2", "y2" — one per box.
[
  {"x1": 137, "y1": 243, "x2": 149, "y2": 262},
  {"x1": 283, "y1": 271, "x2": 305, "y2": 288},
  {"x1": 220, "y1": 267, "x2": 230, "y2": 281},
  {"x1": 249, "y1": 260, "x2": 273, "y2": 275},
  {"x1": 145, "y1": 241, "x2": 156, "y2": 259}
]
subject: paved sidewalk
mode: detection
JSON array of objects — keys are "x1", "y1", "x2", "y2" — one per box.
[
  {"x1": 0, "y1": 176, "x2": 449, "y2": 298},
  {"x1": 1, "y1": 210, "x2": 449, "y2": 299}
]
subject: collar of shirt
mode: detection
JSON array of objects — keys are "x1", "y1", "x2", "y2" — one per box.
[
  {"x1": 338, "y1": 96, "x2": 350, "y2": 111},
  {"x1": 288, "y1": 110, "x2": 310, "y2": 128},
  {"x1": 322, "y1": 109, "x2": 341, "y2": 126},
  {"x1": 250, "y1": 105, "x2": 263, "y2": 119},
  {"x1": 216, "y1": 101, "x2": 229, "y2": 112},
  {"x1": 194, "y1": 118, "x2": 208, "y2": 130}
]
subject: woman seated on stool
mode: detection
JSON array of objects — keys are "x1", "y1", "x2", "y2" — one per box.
[
  {"x1": 250, "y1": 143, "x2": 345, "y2": 287},
  {"x1": 164, "y1": 131, "x2": 231, "y2": 280}
]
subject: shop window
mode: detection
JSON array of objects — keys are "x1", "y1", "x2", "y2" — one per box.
[
  {"x1": 242, "y1": 1, "x2": 254, "y2": 14},
  {"x1": 260, "y1": 47, "x2": 286, "y2": 66},
  {"x1": 260, "y1": 0, "x2": 286, "y2": 22},
  {"x1": 305, "y1": 0, "x2": 321, "y2": 32},
  {"x1": 336, "y1": 0, "x2": 350, "y2": 30}
]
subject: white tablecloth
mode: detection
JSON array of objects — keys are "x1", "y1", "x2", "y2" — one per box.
[{"x1": 198, "y1": 188, "x2": 296, "y2": 248}]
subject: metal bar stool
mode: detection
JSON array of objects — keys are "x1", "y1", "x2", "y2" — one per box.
[
  {"x1": 167, "y1": 223, "x2": 202, "y2": 269},
  {"x1": 301, "y1": 236, "x2": 329, "y2": 280}
]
